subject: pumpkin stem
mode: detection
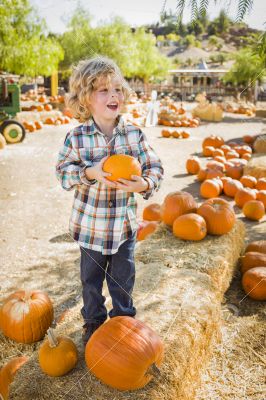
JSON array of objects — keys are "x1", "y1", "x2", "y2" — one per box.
[
  {"x1": 22, "y1": 291, "x2": 32, "y2": 301},
  {"x1": 47, "y1": 328, "x2": 59, "y2": 348}
]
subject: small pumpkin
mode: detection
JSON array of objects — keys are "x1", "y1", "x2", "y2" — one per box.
[
  {"x1": 172, "y1": 130, "x2": 180, "y2": 138},
  {"x1": 197, "y1": 198, "x2": 236, "y2": 235},
  {"x1": 256, "y1": 190, "x2": 266, "y2": 208},
  {"x1": 202, "y1": 135, "x2": 224, "y2": 149},
  {"x1": 242, "y1": 267, "x2": 266, "y2": 301},
  {"x1": 142, "y1": 203, "x2": 161, "y2": 221},
  {"x1": 223, "y1": 179, "x2": 243, "y2": 198},
  {"x1": 186, "y1": 156, "x2": 201, "y2": 175},
  {"x1": 38, "y1": 328, "x2": 78, "y2": 377},
  {"x1": 0, "y1": 290, "x2": 54, "y2": 343},
  {"x1": 173, "y1": 213, "x2": 207, "y2": 241},
  {"x1": 220, "y1": 144, "x2": 231, "y2": 155},
  {"x1": 160, "y1": 191, "x2": 197, "y2": 226},
  {"x1": 213, "y1": 155, "x2": 226, "y2": 164},
  {"x1": 85, "y1": 316, "x2": 164, "y2": 390},
  {"x1": 226, "y1": 164, "x2": 243, "y2": 180},
  {"x1": 212, "y1": 148, "x2": 224, "y2": 157},
  {"x1": 240, "y1": 175, "x2": 257, "y2": 188},
  {"x1": 242, "y1": 200, "x2": 265, "y2": 221},
  {"x1": 234, "y1": 187, "x2": 257, "y2": 208},
  {"x1": 181, "y1": 131, "x2": 190, "y2": 138},
  {"x1": 256, "y1": 178, "x2": 266, "y2": 191},
  {"x1": 206, "y1": 160, "x2": 224, "y2": 172},
  {"x1": 44, "y1": 103, "x2": 53, "y2": 111},
  {"x1": 202, "y1": 146, "x2": 214, "y2": 157},
  {"x1": 245, "y1": 240, "x2": 266, "y2": 254},
  {"x1": 0, "y1": 357, "x2": 28, "y2": 400},
  {"x1": 200, "y1": 179, "x2": 221, "y2": 199},
  {"x1": 137, "y1": 221, "x2": 158, "y2": 241},
  {"x1": 197, "y1": 168, "x2": 208, "y2": 182},
  {"x1": 103, "y1": 154, "x2": 141, "y2": 182},
  {"x1": 240, "y1": 251, "x2": 266, "y2": 274},
  {"x1": 206, "y1": 169, "x2": 224, "y2": 180},
  {"x1": 226, "y1": 150, "x2": 239, "y2": 160},
  {"x1": 161, "y1": 129, "x2": 171, "y2": 138},
  {"x1": 35, "y1": 121, "x2": 43, "y2": 130}
]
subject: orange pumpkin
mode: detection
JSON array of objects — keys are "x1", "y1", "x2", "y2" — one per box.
[
  {"x1": 256, "y1": 190, "x2": 266, "y2": 208},
  {"x1": 197, "y1": 198, "x2": 236, "y2": 235},
  {"x1": 243, "y1": 135, "x2": 255, "y2": 144},
  {"x1": 214, "y1": 155, "x2": 226, "y2": 164},
  {"x1": 226, "y1": 164, "x2": 243, "y2": 180},
  {"x1": 234, "y1": 187, "x2": 257, "y2": 208},
  {"x1": 186, "y1": 157, "x2": 201, "y2": 175},
  {"x1": 241, "y1": 153, "x2": 251, "y2": 161},
  {"x1": 245, "y1": 240, "x2": 266, "y2": 254},
  {"x1": 226, "y1": 150, "x2": 239, "y2": 160},
  {"x1": 35, "y1": 121, "x2": 43, "y2": 130},
  {"x1": 220, "y1": 144, "x2": 231, "y2": 155},
  {"x1": 173, "y1": 120, "x2": 182, "y2": 128},
  {"x1": 0, "y1": 357, "x2": 28, "y2": 400},
  {"x1": 44, "y1": 117, "x2": 55, "y2": 125},
  {"x1": 44, "y1": 103, "x2": 53, "y2": 111},
  {"x1": 240, "y1": 252, "x2": 266, "y2": 274},
  {"x1": 223, "y1": 179, "x2": 243, "y2": 198},
  {"x1": 38, "y1": 328, "x2": 78, "y2": 377},
  {"x1": 243, "y1": 200, "x2": 265, "y2": 221},
  {"x1": 172, "y1": 130, "x2": 180, "y2": 138},
  {"x1": 200, "y1": 179, "x2": 221, "y2": 198},
  {"x1": 212, "y1": 149, "x2": 224, "y2": 157},
  {"x1": 85, "y1": 316, "x2": 164, "y2": 390},
  {"x1": 173, "y1": 213, "x2": 207, "y2": 241},
  {"x1": 202, "y1": 146, "x2": 214, "y2": 157},
  {"x1": 202, "y1": 135, "x2": 224, "y2": 149},
  {"x1": 143, "y1": 203, "x2": 161, "y2": 221},
  {"x1": 256, "y1": 178, "x2": 266, "y2": 191},
  {"x1": 0, "y1": 290, "x2": 54, "y2": 343},
  {"x1": 181, "y1": 131, "x2": 190, "y2": 138},
  {"x1": 37, "y1": 105, "x2": 44, "y2": 112},
  {"x1": 197, "y1": 168, "x2": 208, "y2": 182},
  {"x1": 161, "y1": 129, "x2": 171, "y2": 138},
  {"x1": 238, "y1": 145, "x2": 252, "y2": 156},
  {"x1": 38, "y1": 95, "x2": 46, "y2": 103},
  {"x1": 27, "y1": 122, "x2": 36, "y2": 132},
  {"x1": 242, "y1": 267, "x2": 266, "y2": 301},
  {"x1": 240, "y1": 175, "x2": 257, "y2": 188},
  {"x1": 160, "y1": 191, "x2": 197, "y2": 226},
  {"x1": 137, "y1": 221, "x2": 158, "y2": 241},
  {"x1": 206, "y1": 160, "x2": 224, "y2": 172},
  {"x1": 103, "y1": 154, "x2": 141, "y2": 182}
]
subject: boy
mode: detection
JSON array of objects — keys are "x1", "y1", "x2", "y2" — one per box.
[{"x1": 56, "y1": 56, "x2": 163, "y2": 344}]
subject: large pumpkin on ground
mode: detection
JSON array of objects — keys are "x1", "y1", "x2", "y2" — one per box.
[
  {"x1": 240, "y1": 252, "x2": 266, "y2": 274},
  {"x1": 197, "y1": 198, "x2": 236, "y2": 235},
  {"x1": 242, "y1": 267, "x2": 266, "y2": 301},
  {"x1": 85, "y1": 316, "x2": 164, "y2": 390},
  {"x1": 103, "y1": 154, "x2": 141, "y2": 182},
  {"x1": 242, "y1": 200, "x2": 265, "y2": 221},
  {"x1": 0, "y1": 356, "x2": 28, "y2": 400},
  {"x1": 38, "y1": 328, "x2": 78, "y2": 377},
  {"x1": 137, "y1": 221, "x2": 158, "y2": 241},
  {"x1": 0, "y1": 290, "x2": 54, "y2": 343},
  {"x1": 160, "y1": 191, "x2": 197, "y2": 226},
  {"x1": 173, "y1": 213, "x2": 207, "y2": 241},
  {"x1": 246, "y1": 240, "x2": 266, "y2": 254}
]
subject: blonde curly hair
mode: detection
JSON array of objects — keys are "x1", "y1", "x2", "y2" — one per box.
[{"x1": 66, "y1": 56, "x2": 131, "y2": 122}]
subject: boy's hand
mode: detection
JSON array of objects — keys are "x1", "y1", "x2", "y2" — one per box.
[
  {"x1": 115, "y1": 175, "x2": 149, "y2": 193},
  {"x1": 85, "y1": 157, "x2": 117, "y2": 188}
]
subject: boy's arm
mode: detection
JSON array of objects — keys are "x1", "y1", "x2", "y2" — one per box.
[
  {"x1": 55, "y1": 132, "x2": 96, "y2": 191},
  {"x1": 137, "y1": 130, "x2": 164, "y2": 200}
]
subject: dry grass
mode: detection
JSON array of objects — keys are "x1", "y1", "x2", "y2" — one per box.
[
  {"x1": 9, "y1": 222, "x2": 245, "y2": 400},
  {"x1": 254, "y1": 135, "x2": 266, "y2": 154},
  {"x1": 243, "y1": 154, "x2": 266, "y2": 178}
]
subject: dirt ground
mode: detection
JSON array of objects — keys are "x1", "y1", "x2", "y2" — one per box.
[{"x1": 0, "y1": 113, "x2": 265, "y2": 399}]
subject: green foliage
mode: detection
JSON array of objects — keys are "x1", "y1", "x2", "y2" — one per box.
[
  {"x1": 0, "y1": 0, "x2": 64, "y2": 76},
  {"x1": 209, "y1": 53, "x2": 228, "y2": 65},
  {"x1": 223, "y1": 48, "x2": 265, "y2": 86},
  {"x1": 185, "y1": 34, "x2": 196, "y2": 47}
]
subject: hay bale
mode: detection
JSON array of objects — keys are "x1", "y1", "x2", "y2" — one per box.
[
  {"x1": 255, "y1": 109, "x2": 266, "y2": 118},
  {"x1": 10, "y1": 221, "x2": 245, "y2": 400},
  {"x1": 254, "y1": 134, "x2": 266, "y2": 153},
  {"x1": 243, "y1": 154, "x2": 266, "y2": 178}
]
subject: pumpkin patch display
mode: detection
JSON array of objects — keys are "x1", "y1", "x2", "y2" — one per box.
[
  {"x1": 0, "y1": 356, "x2": 28, "y2": 400},
  {"x1": 143, "y1": 203, "x2": 161, "y2": 221},
  {"x1": 0, "y1": 290, "x2": 54, "y2": 343},
  {"x1": 242, "y1": 200, "x2": 265, "y2": 221},
  {"x1": 160, "y1": 191, "x2": 197, "y2": 226},
  {"x1": 85, "y1": 316, "x2": 164, "y2": 390},
  {"x1": 38, "y1": 328, "x2": 78, "y2": 377},
  {"x1": 240, "y1": 252, "x2": 266, "y2": 274},
  {"x1": 173, "y1": 213, "x2": 207, "y2": 241},
  {"x1": 242, "y1": 267, "x2": 266, "y2": 301},
  {"x1": 103, "y1": 154, "x2": 141, "y2": 182},
  {"x1": 197, "y1": 198, "x2": 236, "y2": 235}
]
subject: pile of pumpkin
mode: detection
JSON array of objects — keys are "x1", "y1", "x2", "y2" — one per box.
[
  {"x1": 158, "y1": 102, "x2": 200, "y2": 128},
  {"x1": 137, "y1": 190, "x2": 236, "y2": 242},
  {"x1": 185, "y1": 135, "x2": 266, "y2": 221},
  {"x1": 0, "y1": 291, "x2": 163, "y2": 397},
  {"x1": 240, "y1": 240, "x2": 266, "y2": 301},
  {"x1": 161, "y1": 129, "x2": 190, "y2": 139},
  {"x1": 22, "y1": 115, "x2": 71, "y2": 133}
]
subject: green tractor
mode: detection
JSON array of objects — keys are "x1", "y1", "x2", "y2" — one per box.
[{"x1": 0, "y1": 78, "x2": 26, "y2": 144}]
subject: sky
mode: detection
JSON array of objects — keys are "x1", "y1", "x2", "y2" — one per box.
[{"x1": 30, "y1": 0, "x2": 266, "y2": 33}]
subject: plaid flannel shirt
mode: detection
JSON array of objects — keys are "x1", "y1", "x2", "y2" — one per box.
[{"x1": 55, "y1": 115, "x2": 163, "y2": 254}]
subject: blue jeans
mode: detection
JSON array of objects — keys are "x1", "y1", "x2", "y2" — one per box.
[{"x1": 79, "y1": 233, "x2": 137, "y2": 324}]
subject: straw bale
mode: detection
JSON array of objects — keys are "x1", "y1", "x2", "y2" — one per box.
[
  {"x1": 253, "y1": 134, "x2": 266, "y2": 153},
  {"x1": 10, "y1": 221, "x2": 245, "y2": 400},
  {"x1": 243, "y1": 154, "x2": 266, "y2": 179}
]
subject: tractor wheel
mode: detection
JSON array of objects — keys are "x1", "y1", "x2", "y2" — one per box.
[{"x1": 0, "y1": 120, "x2": 26, "y2": 144}]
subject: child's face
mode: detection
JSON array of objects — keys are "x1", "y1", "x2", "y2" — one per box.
[{"x1": 88, "y1": 74, "x2": 125, "y2": 123}]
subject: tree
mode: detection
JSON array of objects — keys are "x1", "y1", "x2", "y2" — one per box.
[{"x1": 0, "y1": 0, "x2": 64, "y2": 77}]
